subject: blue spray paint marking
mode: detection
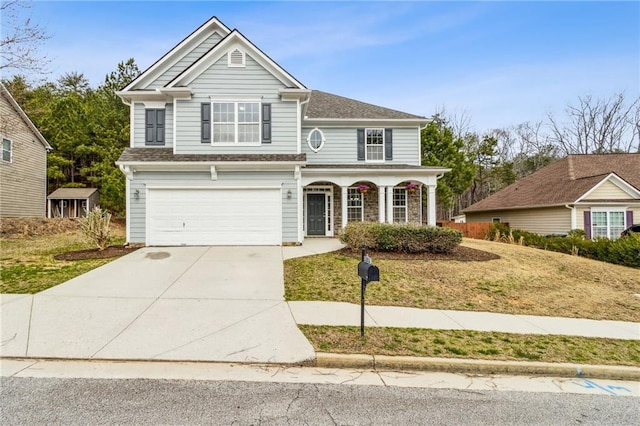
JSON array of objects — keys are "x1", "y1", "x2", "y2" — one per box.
[{"x1": 572, "y1": 379, "x2": 632, "y2": 396}]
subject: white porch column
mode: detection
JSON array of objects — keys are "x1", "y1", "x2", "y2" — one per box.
[
  {"x1": 427, "y1": 185, "x2": 436, "y2": 226},
  {"x1": 341, "y1": 186, "x2": 348, "y2": 228},
  {"x1": 378, "y1": 186, "x2": 386, "y2": 223},
  {"x1": 47, "y1": 199, "x2": 51, "y2": 218},
  {"x1": 386, "y1": 186, "x2": 394, "y2": 223}
]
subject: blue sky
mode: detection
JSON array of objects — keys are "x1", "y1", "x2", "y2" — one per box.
[{"x1": 6, "y1": 1, "x2": 640, "y2": 133}]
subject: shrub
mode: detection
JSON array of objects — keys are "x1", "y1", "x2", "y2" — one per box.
[
  {"x1": 486, "y1": 224, "x2": 640, "y2": 268},
  {"x1": 340, "y1": 222, "x2": 462, "y2": 254},
  {"x1": 79, "y1": 206, "x2": 112, "y2": 251}
]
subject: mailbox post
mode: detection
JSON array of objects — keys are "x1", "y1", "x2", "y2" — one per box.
[{"x1": 358, "y1": 246, "x2": 379, "y2": 337}]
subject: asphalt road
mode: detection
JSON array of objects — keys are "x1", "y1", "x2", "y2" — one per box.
[{"x1": 1, "y1": 377, "x2": 637, "y2": 425}]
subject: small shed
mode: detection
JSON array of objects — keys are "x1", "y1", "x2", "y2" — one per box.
[{"x1": 47, "y1": 188, "x2": 100, "y2": 218}]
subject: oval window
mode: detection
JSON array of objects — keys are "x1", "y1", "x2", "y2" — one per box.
[{"x1": 307, "y1": 128, "x2": 325, "y2": 152}]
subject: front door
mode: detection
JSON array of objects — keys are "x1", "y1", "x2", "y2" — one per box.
[{"x1": 307, "y1": 194, "x2": 325, "y2": 236}]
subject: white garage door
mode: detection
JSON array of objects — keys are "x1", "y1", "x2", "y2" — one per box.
[{"x1": 146, "y1": 187, "x2": 282, "y2": 246}]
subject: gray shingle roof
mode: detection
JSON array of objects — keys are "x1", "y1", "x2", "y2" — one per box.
[
  {"x1": 305, "y1": 90, "x2": 426, "y2": 120},
  {"x1": 117, "y1": 148, "x2": 306, "y2": 163},
  {"x1": 464, "y1": 154, "x2": 640, "y2": 212},
  {"x1": 48, "y1": 188, "x2": 98, "y2": 199}
]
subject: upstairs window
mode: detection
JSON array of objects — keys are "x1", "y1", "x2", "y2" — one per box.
[
  {"x1": 145, "y1": 109, "x2": 165, "y2": 146},
  {"x1": 213, "y1": 101, "x2": 260, "y2": 144},
  {"x1": 2, "y1": 138, "x2": 12, "y2": 162},
  {"x1": 366, "y1": 128, "x2": 384, "y2": 162},
  {"x1": 307, "y1": 128, "x2": 325, "y2": 152}
]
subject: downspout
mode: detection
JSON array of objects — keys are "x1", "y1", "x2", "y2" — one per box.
[{"x1": 565, "y1": 204, "x2": 576, "y2": 231}]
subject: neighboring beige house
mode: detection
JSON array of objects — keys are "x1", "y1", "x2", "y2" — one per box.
[
  {"x1": 0, "y1": 84, "x2": 52, "y2": 218},
  {"x1": 464, "y1": 154, "x2": 640, "y2": 239}
]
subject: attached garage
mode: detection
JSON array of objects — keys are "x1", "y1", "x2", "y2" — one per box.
[{"x1": 146, "y1": 187, "x2": 282, "y2": 246}]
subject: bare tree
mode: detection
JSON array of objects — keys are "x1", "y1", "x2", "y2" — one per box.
[
  {"x1": 547, "y1": 92, "x2": 640, "y2": 155},
  {"x1": 1, "y1": 0, "x2": 50, "y2": 75}
]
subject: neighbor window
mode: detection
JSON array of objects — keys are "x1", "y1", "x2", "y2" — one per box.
[
  {"x1": 145, "y1": 109, "x2": 165, "y2": 145},
  {"x1": 591, "y1": 210, "x2": 625, "y2": 239},
  {"x1": 213, "y1": 101, "x2": 260, "y2": 143},
  {"x1": 2, "y1": 138, "x2": 12, "y2": 162},
  {"x1": 365, "y1": 128, "x2": 384, "y2": 162},
  {"x1": 347, "y1": 188, "x2": 363, "y2": 222},
  {"x1": 307, "y1": 128, "x2": 325, "y2": 152},
  {"x1": 393, "y1": 188, "x2": 408, "y2": 222},
  {"x1": 492, "y1": 217, "x2": 501, "y2": 223}
]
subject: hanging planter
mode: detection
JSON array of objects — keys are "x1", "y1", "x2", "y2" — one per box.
[
  {"x1": 357, "y1": 184, "x2": 371, "y2": 194},
  {"x1": 406, "y1": 183, "x2": 419, "y2": 194}
]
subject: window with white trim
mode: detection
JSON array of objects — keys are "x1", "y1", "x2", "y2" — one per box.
[
  {"x1": 213, "y1": 101, "x2": 260, "y2": 143},
  {"x1": 347, "y1": 188, "x2": 363, "y2": 222},
  {"x1": 591, "y1": 210, "x2": 625, "y2": 239},
  {"x1": 365, "y1": 128, "x2": 384, "y2": 162},
  {"x1": 307, "y1": 128, "x2": 325, "y2": 152},
  {"x1": 2, "y1": 137, "x2": 12, "y2": 162},
  {"x1": 393, "y1": 188, "x2": 408, "y2": 222}
]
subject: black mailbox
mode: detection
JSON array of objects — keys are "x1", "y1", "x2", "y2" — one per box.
[{"x1": 358, "y1": 261, "x2": 380, "y2": 282}]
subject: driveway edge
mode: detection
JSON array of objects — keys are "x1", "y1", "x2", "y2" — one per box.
[{"x1": 315, "y1": 353, "x2": 640, "y2": 381}]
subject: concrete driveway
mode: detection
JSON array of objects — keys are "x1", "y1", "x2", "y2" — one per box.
[{"x1": 1, "y1": 246, "x2": 315, "y2": 364}]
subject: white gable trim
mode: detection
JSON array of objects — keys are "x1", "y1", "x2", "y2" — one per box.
[
  {"x1": 122, "y1": 17, "x2": 231, "y2": 91},
  {"x1": 0, "y1": 83, "x2": 52, "y2": 150},
  {"x1": 574, "y1": 173, "x2": 640, "y2": 202},
  {"x1": 166, "y1": 31, "x2": 306, "y2": 89}
]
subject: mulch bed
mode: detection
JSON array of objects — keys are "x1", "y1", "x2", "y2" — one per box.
[
  {"x1": 338, "y1": 245, "x2": 500, "y2": 262},
  {"x1": 54, "y1": 245, "x2": 141, "y2": 261}
]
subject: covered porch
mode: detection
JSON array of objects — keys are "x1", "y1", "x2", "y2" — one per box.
[{"x1": 299, "y1": 165, "x2": 450, "y2": 237}]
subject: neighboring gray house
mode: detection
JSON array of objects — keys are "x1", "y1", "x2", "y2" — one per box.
[
  {"x1": 115, "y1": 17, "x2": 449, "y2": 246},
  {"x1": 0, "y1": 83, "x2": 52, "y2": 218},
  {"x1": 47, "y1": 188, "x2": 100, "y2": 218}
]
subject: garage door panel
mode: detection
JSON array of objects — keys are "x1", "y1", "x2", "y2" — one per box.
[{"x1": 147, "y1": 188, "x2": 281, "y2": 246}]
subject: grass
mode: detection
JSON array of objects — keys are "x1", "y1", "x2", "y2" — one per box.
[
  {"x1": 300, "y1": 326, "x2": 640, "y2": 366},
  {"x1": 0, "y1": 227, "x2": 125, "y2": 294},
  {"x1": 284, "y1": 238, "x2": 640, "y2": 322}
]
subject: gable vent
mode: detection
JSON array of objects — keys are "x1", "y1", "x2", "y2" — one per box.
[{"x1": 228, "y1": 49, "x2": 245, "y2": 67}]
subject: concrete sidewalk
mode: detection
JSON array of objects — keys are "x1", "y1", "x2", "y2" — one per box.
[{"x1": 288, "y1": 301, "x2": 640, "y2": 340}]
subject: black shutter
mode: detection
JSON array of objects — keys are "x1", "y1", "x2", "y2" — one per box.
[
  {"x1": 385, "y1": 128, "x2": 393, "y2": 160},
  {"x1": 156, "y1": 109, "x2": 164, "y2": 144},
  {"x1": 145, "y1": 110, "x2": 155, "y2": 144},
  {"x1": 357, "y1": 128, "x2": 365, "y2": 161},
  {"x1": 201, "y1": 103, "x2": 211, "y2": 143},
  {"x1": 262, "y1": 103, "x2": 271, "y2": 144}
]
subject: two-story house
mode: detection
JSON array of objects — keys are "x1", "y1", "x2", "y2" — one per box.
[
  {"x1": 116, "y1": 17, "x2": 449, "y2": 246},
  {"x1": 1, "y1": 83, "x2": 52, "y2": 218}
]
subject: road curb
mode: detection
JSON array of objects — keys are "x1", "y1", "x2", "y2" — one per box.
[{"x1": 314, "y1": 353, "x2": 640, "y2": 381}]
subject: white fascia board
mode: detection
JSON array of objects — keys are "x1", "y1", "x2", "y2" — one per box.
[
  {"x1": 145, "y1": 182, "x2": 282, "y2": 190},
  {"x1": 303, "y1": 167, "x2": 450, "y2": 175},
  {"x1": 279, "y1": 88, "x2": 311, "y2": 101},
  {"x1": 303, "y1": 118, "x2": 429, "y2": 127},
  {"x1": 463, "y1": 203, "x2": 575, "y2": 214},
  {"x1": 116, "y1": 88, "x2": 192, "y2": 103},
  {"x1": 167, "y1": 32, "x2": 306, "y2": 89},
  {"x1": 121, "y1": 17, "x2": 231, "y2": 91},
  {"x1": 115, "y1": 160, "x2": 306, "y2": 172},
  {"x1": 574, "y1": 172, "x2": 640, "y2": 202},
  {"x1": 1, "y1": 84, "x2": 52, "y2": 150}
]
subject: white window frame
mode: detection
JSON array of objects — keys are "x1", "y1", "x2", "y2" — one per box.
[
  {"x1": 591, "y1": 208, "x2": 626, "y2": 239},
  {"x1": 393, "y1": 188, "x2": 408, "y2": 223},
  {"x1": 365, "y1": 128, "x2": 385, "y2": 163},
  {"x1": 210, "y1": 99, "x2": 261, "y2": 146},
  {"x1": 307, "y1": 128, "x2": 325, "y2": 152},
  {"x1": 347, "y1": 187, "x2": 364, "y2": 222},
  {"x1": 2, "y1": 137, "x2": 12, "y2": 163},
  {"x1": 492, "y1": 217, "x2": 501, "y2": 223}
]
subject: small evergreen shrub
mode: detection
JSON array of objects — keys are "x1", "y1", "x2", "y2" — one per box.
[
  {"x1": 340, "y1": 222, "x2": 462, "y2": 254},
  {"x1": 486, "y1": 224, "x2": 640, "y2": 268},
  {"x1": 79, "y1": 206, "x2": 112, "y2": 251}
]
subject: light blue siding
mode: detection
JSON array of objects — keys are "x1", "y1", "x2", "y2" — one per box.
[
  {"x1": 174, "y1": 55, "x2": 298, "y2": 154},
  {"x1": 147, "y1": 32, "x2": 224, "y2": 89},
  {"x1": 129, "y1": 170, "x2": 298, "y2": 244},
  {"x1": 301, "y1": 127, "x2": 420, "y2": 165},
  {"x1": 133, "y1": 102, "x2": 174, "y2": 148}
]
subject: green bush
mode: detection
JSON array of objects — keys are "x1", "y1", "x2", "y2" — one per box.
[
  {"x1": 340, "y1": 222, "x2": 462, "y2": 254},
  {"x1": 487, "y1": 224, "x2": 640, "y2": 268}
]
